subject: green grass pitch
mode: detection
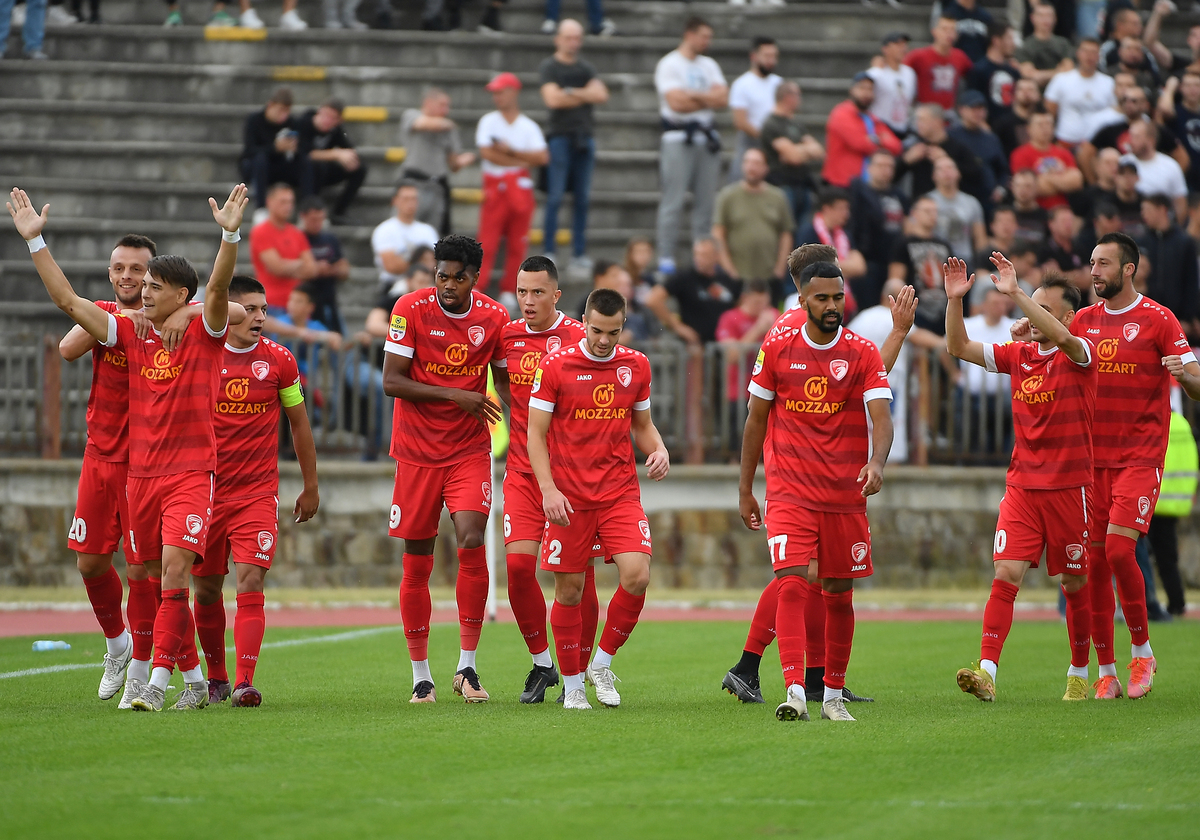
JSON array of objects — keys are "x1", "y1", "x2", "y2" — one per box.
[{"x1": 1, "y1": 619, "x2": 1197, "y2": 838}]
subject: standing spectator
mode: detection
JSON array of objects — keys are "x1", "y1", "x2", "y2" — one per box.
[
  {"x1": 712, "y1": 148, "x2": 794, "y2": 296},
  {"x1": 822, "y1": 73, "x2": 902, "y2": 188},
  {"x1": 1138, "y1": 193, "x2": 1200, "y2": 338},
  {"x1": 1016, "y1": 3, "x2": 1076, "y2": 87},
  {"x1": 371, "y1": 183, "x2": 440, "y2": 298},
  {"x1": 250, "y1": 183, "x2": 317, "y2": 311},
  {"x1": 1157, "y1": 73, "x2": 1200, "y2": 193},
  {"x1": 994, "y1": 77, "x2": 1042, "y2": 159},
  {"x1": 1071, "y1": 145, "x2": 1120, "y2": 224},
  {"x1": 897, "y1": 103, "x2": 987, "y2": 203},
  {"x1": 888, "y1": 195, "x2": 953, "y2": 333},
  {"x1": 1120, "y1": 120, "x2": 1189, "y2": 220},
  {"x1": 983, "y1": 205, "x2": 1019, "y2": 256},
  {"x1": 0, "y1": 0, "x2": 46, "y2": 58},
  {"x1": 727, "y1": 37, "x2": 782, "y2": 184},
  {"x1": 1010, "y1": 168, "x2": 1051, "y2": 247},
  {"x1": 968, "y1": 21, "x2": 1022, "y2": 127},
  {"x1": 540, "y1": 0, "x2": 615, "y2": 37},
  {"x1": 941, "y1": 0, "x2": 993, "y2": 63},
  {"x1": 539, "y1": 18, "x2": 609, "y2": 275},
  {"x1": 759, "y1": 80, "x2": 824, "y2": 229},
  {"x1": 1108, "y1": 37, "x2": 1163, "y2": 93},
  {"x1": 1078, "y1": 70, "x2": 1137, "y2": 142},
  {"x1": 654, "y1": 16, "x2": 729, "y2": 275},
  {"x1": 1170, "y1": 24, "x2": 1200, "y2": 76},
  {"x1": 585, "y1": 262, "x2": 653, "y2": 343},
  {"x1": 646, "y1": 238, "x2": 739, "y2": 346},
  {"x1": 398, "y1": 88, "x2": 476, "y2": 234},
  {"x1": 950, "y1": 89, "x2": 1010, "y2": 212},
  {"x1": 475, "y1": 72, "x2": 549, "y2": 308},
  {"x1": 850, "y1": 150, "x2": 910, "y2": 307},
  {"x1": 928, "y1": 156, "x2": 988, "y2": 266},
  {"x1": 868, "y1": 32, "x2": 918, "y2": 138},
  {"x1": 1112, "y1": 160, "x2": 1148, "y2": 238},
  {"x1": 796, "y1": 187, "x2": 867, "y2": 311},
  {"x1": 1099, "y1": 3, "x2": 1172, "y2": 79},
  {"x1": 1010, "y1": 110, "x2": 1084, "y2": 209},
  {"x1": 1044, "y1": 39, "x2": 1115, "y2": 145},
  {"x1": 295, "y1": 99, "x2": 367, "y2": 225},
  {"x1": 240, "y1": 88, "x2": 308, "y2": 211},
  {"x1": 1080, "y1": 85, "x2": 1185, "y2": 181},
  {"x1": 1039, "y1": 205, "x2": 1092, "y2": 288},
  {"x1": 298, "y1": 196, "x2": 349, "y2": 333},
  {"x1": 904, "y1": 16, "x2": 974, "y2": 112}
]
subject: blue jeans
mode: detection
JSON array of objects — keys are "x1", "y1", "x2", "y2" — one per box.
[
  {"x1": 344, "y1": 359, "x2": 386, "y2": 456},
  {"x1": 544, "y1": 0, "x2": 603, "y2": 32},
  {"x1": 0, "y1": 0, "x2": 47, "y2": 53},
  {"x1": 543, "y1": 134, "x2": 595, "y2": 259}
]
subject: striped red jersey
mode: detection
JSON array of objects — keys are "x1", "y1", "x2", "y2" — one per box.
[
  {"x1": 213, "y1": 338, "x2": 302, "y2": 502},
  {"x1": 749, "y1": 325, "x2": 892, "y2": 513},
  {"x1": 83, "y1": 300, "x2": 131, "y2": 463},
  {"x1": 500, "y1": 312, "x2": 586, "y2": 474},
  {"x1": 384, "y1": 289, "x2": 508, "y2": 468},
  {"x1": 984, "y1": 340, "x2": 1097, "y2": 489},
  {"x1": 104, "y1": 311, "x2": 226, "y2": 478},
  {"x1": 528, "y1": 341, "x2": 652, "y2": 510},
  {"x1": 1069, "y1": 295, "x2": 1196, "y2": 468}
]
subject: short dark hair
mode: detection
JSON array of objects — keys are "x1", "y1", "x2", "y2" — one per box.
[
  {"x1": 1079, "y1": 36, "x2": 1101, "y2": 47},
  {"x1": 434, "y1": 235, "x2": 484, "y2": 273},
  {"x1": 1010, "y1": 243, "x2": 1039, "y2": 260},
  {"x1": 818, "y1": 187, "x2": 851, "y2": 208},
  {"x1": 408, "y1": 245, "x2": 433, "y2": 273},
  {"x1": 267, "y1": 182, "x2": 295, "y2": 199},
  {"x1": 267, "y1": 86, "x2": 293, "y2": 107},
  {"x1": 798, "y1": 261, "x2": 844, "y2": 290},
  {"x1": 395, "y1": 180, "x2": 420, "y2": 196},
  {"x1": 743, "y1": 278, "x2": 770, "y2": 296},
  {"x1": 751, "y1": 36, "x2": 776, "y2": 51},
  {"x1": 298, "y1": 195, "x2": 326, "y2": 214},
  {"x1": 518, "y1": 255, "x2": 559, "y2": 282},
  {"x1": 1039, "y1": 273, "x2": 1082, "y2": 311},
  {"x1": 292, "y1": 281, "x2": 318, "y2": 303},
  {"x1": 147, "y1": 255, "x2": 200, "y2": 302},
  {"x1": 114, "y1": 234, "x2": 157, "y2": 257},
  {"x1": 788, "y1": 244, "x2": 837, "y2": 283},
  {"x1": 992, "y1": 204, "x2": 1016, "y2": 218},
  {"x1": 585, "y1": 288, "x2": 627, "y2": 318},
  {"x1": 987, "y1": 19, "x2": 1010, "y2": 43},
  {"x1": 319, "y1": 97, "x2": 345, "y2": 114},
  {"x1": 228, "y1": 275, "x2": 265, "y2": 300},
  {"x1": 1096, "y1": 231, "x2": 1140, "y2": 272},
  {"x1": 684, "y1": 15, "x2": 711, "y2": 33},
  {"x1": 1093, "y1": 201, "x2": 1119, "y2": 219},
  {"x1": 593, "y1": 259, "x2": 617, "y2": 281},
  {"x1": 1142, "y1": 193, "x2": 1172, "y2": 211}
]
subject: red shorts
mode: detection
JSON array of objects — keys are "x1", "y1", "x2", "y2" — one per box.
[
  {"x1": 993, "y1": 485, "x2": 1091, "y2": 576},
  {"x1": 764, "y1": 501, "x2": 873, "y2": 579},
  {"x1": 540, "y1": 498, "x2": 650, "y2": 574},
  {"x1": 389, "y1": 455, "x2": 491, "y2": 541},
  {"x1": 1093, "y1": 466, "x2": 1162, "y2": 535},
  {"x1": 126, "y1": 470, "x2": 215, "y2": 563},
  {"x1": 69, "y1": 455, "x2": 131, "y2": 556},
  {"x1": 192, "y1": 494, "x2": 279, "y2": 577},
  {"x1": 502, "y1": 469, "x2": 547, "y2": 545}
]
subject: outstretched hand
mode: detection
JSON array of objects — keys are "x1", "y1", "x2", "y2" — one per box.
[
  {"x1": 888, "y1": 283, "x2": 917, "y2": 333},
  {"x1": 7, "y1": 188, "x2": 49, "y2": 241},
  {"x1": 943, "y1": 257, "x2": 975, "y2": 301},
  {"x1": 209, "y1": 183, "x2": 250, "y2": 233},
  {"x1": 988, "y1": 251, "x2": 1019, "y2": 296}
]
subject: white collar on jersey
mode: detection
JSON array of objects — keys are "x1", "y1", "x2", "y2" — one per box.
[
  {"x1": 437, "y1": 292, "x2": 475, "y2": 320},
  {"x1": 526, "y1": 311, "x2": 565, "y2": 333},
  {"x1": 800, "y1": 324, "x2": 843, "y2": 351},
  {"x1": 225, "y1": 340, "x2": 260, "y2": 353},
  {"x1": 1102, "y1": 293, "x2": 1143, "y2": 316},
  {"x1": 1036, "y1": 343, "x2": 1059, "y2": 357},
  {"x1": 577, "y1": 338, "x2": 618, "y2": 363}
]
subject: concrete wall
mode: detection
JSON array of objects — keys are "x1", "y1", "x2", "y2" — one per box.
[{"x1": 3, "y1": 460, "x2": 1198, "y2": 590}]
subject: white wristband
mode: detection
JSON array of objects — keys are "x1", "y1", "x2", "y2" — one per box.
[
  {"x1": 222, "y1": 228, "x2": 241, "y2": 243},
  {"x1": 27, "y1": 235, "x2": 47, "y2": 254}
]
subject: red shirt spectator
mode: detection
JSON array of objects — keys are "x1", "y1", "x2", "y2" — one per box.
[
  {"x1": 904, "y1": 17, "x2": 974, "y2": 111},
  {"x1": 249, "y1": 184, "x2": 316, "y2": 308},
  {"x1": 1008, "y1": 111, "x2": 1084, "y2": 210},
  {"x1": 715, "y1": 280, "x2": 775, "y2": 401},
  {"x1": 822, "y1": 74, "x2": 903, "y2": 188}
]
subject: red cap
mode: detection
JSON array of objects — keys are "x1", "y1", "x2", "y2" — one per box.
[{"x1": 485, "y1": 72, "x2": 522, "y2": 92}]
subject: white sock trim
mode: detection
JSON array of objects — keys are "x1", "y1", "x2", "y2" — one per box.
[
  {"x1": 457, "y1": 649, "x2": 477, "y2": 672},
  {"x1": 980, "y1": 659, "x2": 998, "y2": 681},
  {"x1": 105, "y1": 629, "x2": 131, "y2": 657},
  {"x1": 824, "y1": 686, "x2": 842, "y2": 703},
  {"x1": 563, "y1": 673, "x2": 585, "y2": 694},
  {"x1": 591, "y1": 649, "x2": 613, "y2": 670},
  {"x1": 182, "y1": 667, "x2": 204, "y2": 684},
  {"x1": 1099, "y1": 663, "x2": 1118, "y2": 678},
  {"x1": 149, "y1": 667, "x2": 171, "y2": 690},
  {"x1": 787, "y1": 683, "x2": 806, "y2": 704},
  {"x1": 1067, "y1": 665, "x2": 1089, "y2": 679},
  {"x1": 411, "y1": 659, "x2": 432, "y2": 687},
  {"x1": 532, "y1": 649, "x2": 554, "y2": 669},
  {"x1": 1132, "y1": 642, "x2": 1153, "y2": 659},
  {"x1": 129, "y1": 659, "x2": 150, "y2": 683}
]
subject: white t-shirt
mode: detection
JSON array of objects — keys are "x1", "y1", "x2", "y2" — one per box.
[
  {"x1": 371, "y1": 216, "x2": 439, "y2": 287},
  {"x1": 729, "y1": 70, "x2": 782, "y2": 133},
  {"x1": 849, "y1": 304, "x2": 909, "y2": 463},
  {"x1": 655, "y1": 48, "x2": 727, "y2": 130},
  {"x1": 867, "y1": 64, "x2": 918, "y2": 133},
  {"x1": 1120, "y1": 152, "x2": 1189, "y2": 199},
  {"x1": 1083, "y1": 105, "x2": 1125, "y2": 140},
  {"x1": 1044, "y1": 70, "x2": 1115, "y2": 145},
  {"x1": 475, "y1": 111, "x2": 547, "y2": 176},
  {"x1": 962, "y1": 314, "x2": 1016, "y2": 394}
]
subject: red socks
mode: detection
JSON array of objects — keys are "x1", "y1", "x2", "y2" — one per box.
[
  {"x1": 775, "y1": 575, "x2": 808, "y2": 688},
  {"x1": 82, "y1": 566, "x2": 126, "y2": 639},
  {"x1": 234, "y1": 592, "x2": 266, "y2": 686},
  {"x1": 399, "y1": 553, "x2": 434, "y2": 660},
  {"x1": 1063, "y1": 586, "x2": 1091, "y2": 668},
  {"x1": 581, "y1": 566, "x2": 599, "y2": 661},
  {"x1": 507, "y1": 552, "x2": 547, "y2": 655},
  {"x1": 1088, "y1": 541, "x2": 1116, "y2": 665},
  {"x1": 823, "y1": 589, "x2": 855, "y2": 690},
  {"x1": 744, "y1": 577, "x2": 778, "y2": 656},
  {"x1": 456, "y1": 545, "x2": 489, "y2": 651},
  {"x1": 598, "y1": 585, "x2": 645, "y2": 656},
  {"x1": 551, "y1": 599, "x2": 583, "y2": 676},
  {"x1": 151, "y1": 588, "x2": 194, "y2": 672},
  {"x1": 980, "y1": 579, "x2": 1019, "y2": 665},
  {"x1": 1106, "y1": 533, "x2": 1149, "y2": 647},
  {"x1": 126, "y1": 577, "x2": 156, "y2": 661},
  {"x1": 804, "y1": 579, "x2": 827, "y2": 669},
  {"x1": 194, "y1": 597, "x2": 228, "y2": 682}
]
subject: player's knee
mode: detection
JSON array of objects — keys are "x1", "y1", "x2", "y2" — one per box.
[
  {"x1": 821, "y1": 577, "x2": 852, "y2": 594},
  {"x1": 126, "y1": 563, "x2": 149, "y2": 582},
  {"x1": 621, "y1": 566, "x2": 650, "y2": 597},
  {"x1": 193, "y1": 576, "x2": 223, "y2": 605},
  {"x1": 1061, "y1": 573, "x2": 1087, "y2": 594},
  {"x1": 992, "y1": 562, "x2": 1024, "y2": 586},
  {"x1": 457, "y1": 529, "x2": 486, "y2": 550},
  {"x1": 76, "y1": 554, "x2": 111, "y2": 578},
  {"x1": 555, "y1": 580, "x2": 584, "y2": 606}
]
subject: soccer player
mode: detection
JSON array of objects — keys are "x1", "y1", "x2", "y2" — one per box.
[
  {"x1": 944, "y1": 256, "x2": 1097, "y2": 702},
  {"x1": 192, "y1": 275, "x2": 321, "y2": 708},
  {"x1": 382, "y1": 235, "x2": 510, "y2": 704},
  {"x1": 740, "y1": 261, "x2": 893, "y2": 723},
  {"x1": 495, "y1": 255, "x2": 601, "y2": 704},
  {"x1": 10, "y1": 183, "x2": 249, "y2": 712},
  {"x1": 527, "y1": 288, "x2": 670, "y2": 710}
]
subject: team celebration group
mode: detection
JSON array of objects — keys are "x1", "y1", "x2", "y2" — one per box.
[{"x1": 7, "y1": 174, "x2": 1192, "y2": 720}]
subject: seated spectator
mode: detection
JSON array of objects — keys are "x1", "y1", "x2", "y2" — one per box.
[
  {"x1": 1099, "y1": 5, "x2": 1172, "y2": 81},
  {"x1": 1010, "y1": 169, "x2": 1051, "y2": 247},
  {"x1": 269, "y1": 281, "x2": 343, "y2": 379},
  {"x1": 941, "y1": 0, "x2": 993, "y2": 63},
  {"x1": 240, "y1": 87, "x2": 307, "y2": 211},
  {"x1": 715, "y1": 278, "x2": 777, "y2": 446},
  {"x1": 1010, "y1": 110, "x2": 1084, "y2": 209},
  {"x1": 850, "y1": 150, "x2": 910, "y2": 309},
  {"x1": 1007, "y1": 242, "x2": 1045, "y2": 290},
  {"x1": 1039, "y1": 205, "x2": 1091, "y2": 290},
  {"x1": 623, "y1": 236, "x2": 656, "y2": 287},
  {"x1": 968, "y1": 21, "x2": 1021, "y2": 127},
  {"x1": 2, "y1": 0, "x2": 46, "y2": 59},
  {"x1": 1112, "y1": 160, "x2": 1149, "y2": 239},
  {"x1": 586, "y1": 262, "x2": 653, "y2": 344},
  {"x1": 1070, "y1": 146, "x2": 1120, "y2": 224},
  {"x1": 904, "y1": 16, "x2": 974, "y2": 112},
  {"x1": 539, "y1": 0, "x2": 617, "y2": 37},
  {"x1": 712, "y1": 147, "x2": 795, "y2": 291},
  {"x1": 1120, "y1": 121, "x2": 1189, "y2": 221},
  {"x1": 295, "y1": 98, "x2": 367, "y2": 225},
  {"x1": 949, "y1": 90, "x2": 1009, "y2": 212},
  {"x1": 646, "y1": 238, "x2": 738, "y2": 346},
  {"x1": 1044, "y1": 39, "x2": 1115, "y2": 146},
  {"x1": 956, "y1": 285, "x2": 1016, "y2": 458},
  {"x1": 867, "y1": 31, "x2": 918, "y2": 137},
  {"x1": 797, "y1": 187, "x2": 866, "y2": 313},
  {"x1": 1078, "y1": 84, "x2": 1182, "y2": 182},
  {"x1": 1016, "y1": 3, "x2": 1075, "y2": 87},
  {"x1": 822, "y1": 72, "x2": 902, "y2": 188},
  {"x1": 760, "y1": 80, "x2": 824, "y2": 229},
  {"x1": 370, "y1": 182, "x2": 440, "y2": 297},
  {"x1": 164, "y1": 0, "x2": 306, "y2": 28},
  {"x1": 898, "y1": 104, "x2": 987, "y2": 205},
  {"x1": 362, "y1": 255, "x2": 437, "y2": 356},
  {"x1": 982, "y1": 205, "x2": 1019, "y2": 257},
  {"x1": 994, "y1": 77, "x2": 1042, "y2": 160},
  {"x1": 1139, "y1": 193, "x2": 1200, "y2": 339},
  {"x1": 297, "y1": 196, "x2": 350, "y2": 333},
  {"x1": 1157, "y1": 73, "x2": 1200, "y2": 194},
  {"x1": 928, "y1": 157, "x2": 988, "y2": 267},
  {"x1": 324, "y1": 0, "x2": 366, "y2": 29},
  {"x1": 1092, "y1": 201, "x2": 1124, "y2": 239},
  {"x1": 398, "y1": 87, "x2": 476, "y2": 234},
  {"x1": 888, "y1": 195, "x2": 953, "y2": 334},
  {"x1": 249, "y1": 183, "x2": 317, "y2": 311}
]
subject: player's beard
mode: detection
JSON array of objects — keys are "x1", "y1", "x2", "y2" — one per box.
[
  {"x1": 115, "y1": 288, "x2": 143, "y2": 307},
  {"x1": 809, "y1": 309, "x2": 843, "y2": 334},
  {"x1": 1094, "y1": 272, "x2": 1123, "y2": 300}
]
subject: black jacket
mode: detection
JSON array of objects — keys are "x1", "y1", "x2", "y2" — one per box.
[
  {"x1": 1139, "y1": 225, "x2": 1200, "y2": 328},
  {"x1": 242, "y1": 109, "x2": 296, "y2": 161},
  {"x1": 896, "y1": 135, "x2": 987, "y2": 207}
]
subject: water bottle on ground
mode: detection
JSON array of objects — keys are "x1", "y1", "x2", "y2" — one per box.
[{"x1": 31, "y1": 640, "x2": 71, "y2": 651}]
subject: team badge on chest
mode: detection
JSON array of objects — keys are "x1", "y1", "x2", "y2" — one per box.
[
  {"x1": 617, "y1": 366, "x2": 632, "y2": 387},
  {"x1": 830, "y1": 359, "x2": 848, "y2": 381},
  {"x1": 468, "y1": 325, "x2": 486, "y2": 347},
  {"x1": 1123, "y1": 323, "x2": 1139, "y2": 342},
  {"x1": 251, "y1": 360, "x2": 270, "y2": 381}
]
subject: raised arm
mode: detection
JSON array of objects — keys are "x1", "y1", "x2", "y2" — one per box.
[
  {"x1": 205, "y1": 183, "x2": 250, "y2": 334},
  {"x1": 989, "y1": 251, "x2": 1088, "y2": 363},
  {"x1": 943, "y1": 257, "x2": 987, "y2": 368},
  {"x1": 60, "y1": 324, "x2": 99, "y2": 362},
  {"x1": 878, "y1": 283, "x2": 916, "y2": 374}
]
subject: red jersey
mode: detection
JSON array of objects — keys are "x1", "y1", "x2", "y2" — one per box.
[
  {"x1": 83, "y1": 300, "x2": 131, "y2": 463},
  {"x1": 1009, "y1": 143, "x2": 1078, "y2": 209},
  {"x1": 1069, "y1": 294, "x2": 1195, "y2": 468},
  {"x1": 104, "y1": 310, "x2": 226, "y2": 478},
  {"x1": 500, "y1": 312, "x2": 586, "y2": 474},
  {"x1": 385, "y1": 289, "x2": 508, "y2": 468},
  {"x1": 528, "y1": 340, "x2": 652, "y2": 510},
  {"x1": 985, "y1": 340, "x2": 1097, "y2": 489},
  {"x1": 904, "y1": 46, "x2": 974, "y2": 111},
  {"x1": 749, "y1": 325, "x2": 892, "y2": 513},
  {"x1": 213, "y1": 338, "x2": 302, "y2": 502}
]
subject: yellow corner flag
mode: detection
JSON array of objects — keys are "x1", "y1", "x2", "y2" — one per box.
[{"x1": 487, "y1": 368, "x2": 508, "y2": 459}]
